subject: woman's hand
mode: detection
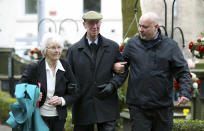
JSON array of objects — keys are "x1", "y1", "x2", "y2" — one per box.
[
  {"x1": 48, "y1": 96, "x2": 62, "y2": 106},
  {"x1": 38, "y1": 92, "x2": 42, "y2": 102}
]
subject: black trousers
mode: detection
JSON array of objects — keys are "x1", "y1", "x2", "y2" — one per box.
[
  {"x1": 74, "y1": 120, "x2": 116, "y2": 131},
  {"x1": 128, "y1": 105, "x2": 173, "y2": 131},
  {"x1": 42, "y1": 116, "x2": 66, "y2": 131}
]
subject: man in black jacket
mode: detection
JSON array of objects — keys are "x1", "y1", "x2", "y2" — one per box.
[
  {"x1": 66, "y1": 11, "x2": 127, "y2": 131},
  {"x1": 114, "y1": 12, "x2": 191, "y2": 131}
]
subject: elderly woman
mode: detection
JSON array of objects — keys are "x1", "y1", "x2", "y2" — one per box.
[{"x1": 19, "y1": 33, "x2": 77, "y2": 131}]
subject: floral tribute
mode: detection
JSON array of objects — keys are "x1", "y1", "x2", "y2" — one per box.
[
  {"x1": 29, "y1": 47, "x2": 43, "y2": 60},
  {"x1": 189, "y1": 32, "x2": 204, "y2": 58},
  {"x1": 120, "y1": 37, "x2": 129, "y2": 52},
  {"x1": 174, "y1": 73, "x2": 201, "y2": 97}
]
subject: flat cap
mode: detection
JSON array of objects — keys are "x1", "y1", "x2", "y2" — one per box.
[{"x1": 82, "y1": 11, "x2": 103, "y2": 20}]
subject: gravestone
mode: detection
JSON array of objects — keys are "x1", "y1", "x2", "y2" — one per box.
[{"x1": 191, "y1": 59, "x2": 204, "y2": 120}]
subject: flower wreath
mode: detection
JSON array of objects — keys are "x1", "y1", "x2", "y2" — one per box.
[
  {"x1": 174, "y1": 73, "x2": 201, "y2": 97},
  {"x1": 29, "y1": 47, "x2": 43, "y2": 60},
  {"x1": 120, "y1": 37, "x2": 129, "y2": 52},
  {"x1": 189, "y1": 32, "x2": 204, "y2": 58}
]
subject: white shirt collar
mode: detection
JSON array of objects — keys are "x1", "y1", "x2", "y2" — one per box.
[
  {"x1": 86, "y1": 36, "x2": 98, "y2": 45},
  {"x1": 46, "y1": 60, "x2": 65, "y2": 72}
]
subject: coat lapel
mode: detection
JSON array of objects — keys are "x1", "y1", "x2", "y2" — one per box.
[
  {"x1": 82, "y1": 46, "x2": 92, "y2": 59},
  {"x1": 78, "y1": 34, "x2": 110, "y2": 70},
  {"x1": 95, "y1": 37, "x2": 109, "y2": 70},
  {"x1": 78, "y1": 35, "x2": 93, "y2": 62},
  {"x1": 38, "y1": 59, "x2": 47, "y2": 94}
]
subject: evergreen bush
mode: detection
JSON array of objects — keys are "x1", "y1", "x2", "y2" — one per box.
[
  {"x1": 173, "y1": 119, "x2": 204, "y2": 131},
  {"x1": 0, "y1": 91, "x2": 17, "y2": 123}
]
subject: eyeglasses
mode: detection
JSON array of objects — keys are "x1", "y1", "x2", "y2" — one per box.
[
  {"x1": 86, "y1": 20, "x2": 101, "y2": 26},
  {"x1": 46, "y1": 46, "x2": 62, "y2": 51}
]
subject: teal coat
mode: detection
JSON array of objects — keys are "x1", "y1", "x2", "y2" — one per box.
[{"x1": 6, "y1": 83, "x2": 49, "y2": 131}]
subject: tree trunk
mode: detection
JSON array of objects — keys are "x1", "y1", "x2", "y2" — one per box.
[{"x1": 121, "y1": 0, "x2": 141, "y2": 39}]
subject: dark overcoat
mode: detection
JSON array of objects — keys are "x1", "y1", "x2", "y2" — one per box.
[
  {"x1": 19, "y1": 58, "x2": 77, "y2": 120},
  {"x1": 66, "y1": 34, "x2": 127, "y2": 125}
]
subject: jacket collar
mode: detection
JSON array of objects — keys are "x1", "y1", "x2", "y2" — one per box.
[
  {"x1": 138, "y1": 29, "x2": 163, "y2": 49},
  {"x1": 77, "y1": 33, "x2": 110, "y2": 71},
  {"x1": 78, "y1": 33, "x2": 109, "y2": 49},
  {"x1": 45, "y1": 60, "x2": 65, "y2": 73}
]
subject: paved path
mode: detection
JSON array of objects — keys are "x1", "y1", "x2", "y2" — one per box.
[{"x1": 0, "y1": 124, "x2": 12, "y2": 131}]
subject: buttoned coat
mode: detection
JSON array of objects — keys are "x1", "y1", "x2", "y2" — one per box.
[
  {"x1": 19, "y1": 58, "x2": 77, "y2": 120},
  {"x1": 66, "y1": 34, "x2": 127, "y2": 125}
]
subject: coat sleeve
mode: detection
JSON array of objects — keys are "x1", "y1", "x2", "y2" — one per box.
[
  {"x1": 109, "y1": 43, "x2": 129, "y2": 89},
  {"x1": 122, "y1": 37, "x2": 134, "y2": 66},
  {"x1": 171, "y1": 41, "x2": 192, "y2": 99},
  {"x1": 64, "y1": 48, "x2": 82, "y2": 106},
  {"x1": 18, "y1": 62, "x2": 39, "y2": 84}
]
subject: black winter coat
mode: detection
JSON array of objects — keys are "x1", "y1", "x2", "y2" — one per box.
[
  {"x1": 19, "y1": 58, "x2": 77, "y2": 120},
  {"x1": 66, "y1": 34, "x2": 127, "y2": 125},
  {"x1": 123, "y1": 34, "x2": 191, "y2": 109}
]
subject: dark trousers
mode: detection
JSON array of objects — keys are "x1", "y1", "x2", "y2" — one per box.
[
  {"x1": 74, "y1": 121, "x2": 116, "y2": 131},
  {"x1": 128, "y1": 105, "x2": 173, "y2": 131},
  {"x1": 42, "y1": 116, "x2": 66, "y2": 131}
]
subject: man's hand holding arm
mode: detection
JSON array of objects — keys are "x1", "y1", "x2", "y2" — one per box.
[{"x1": 113, "y1": 62, "x2": 127, "y2": 74}]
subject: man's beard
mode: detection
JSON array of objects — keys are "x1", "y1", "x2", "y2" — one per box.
[{"x1": 139, "y1": 33, "x2": 146, "y2": 40}]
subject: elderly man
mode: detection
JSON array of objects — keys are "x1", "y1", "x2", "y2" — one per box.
[
  {"x1": 114, "y1": 12, "x2": 191, "y2": 131},
  {"x1": 66, "y1": 11, "x2": 127, "y2": 131}
]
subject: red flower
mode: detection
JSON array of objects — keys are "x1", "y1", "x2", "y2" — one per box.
[
  {"x1": 196, "y1": 47, "x2": 200, "y2": 51},
  {"x1": 34, "y1": 48, "x2": 38, "y2": 51},
  {"x1": 196, "y1": 46, "x2": 203, "y2": 51},
  {"x1": 197, "y1": 38, "x2": 201, "y2": 42},
  {"x1": 201, "y1": 47, "x2": 204, "y2": 53},
  {"x1": 174, "y1": 80, "x2": 180, "y2": 89},
  {"x1": 197, "y1": 79, "x2": 201, "y2": 85},
  {"x1": 120, "y1": 46, "x2": 123, "y2": 52},
  {"x1": 191, "y1": 88, "x2": 194, "y2": 92},
  {"x1": 29, "y1": 47, "x2": 43, "y2": 59},
  {"x1": 189, "y1": 42, "x2": 194, "y2": 49},
  {"x1": 30, "y1": 50, "x2": 34, "y2": 54},
  {"x1": 199, "y1": 46, "x2": 204, "y2": 51},
  {"x1": 37, "y1": 51, "x2": 42, "y2": 56}
]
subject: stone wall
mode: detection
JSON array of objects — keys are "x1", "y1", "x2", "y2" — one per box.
[{"x1": 0, "y1": 47, "x2": 29, "y2": 95}]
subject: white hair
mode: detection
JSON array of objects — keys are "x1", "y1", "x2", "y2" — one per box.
[{"x1": 40, "y1": 33, "x2": 64, "y2": 55}]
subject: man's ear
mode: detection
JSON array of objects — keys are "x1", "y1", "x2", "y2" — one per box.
[
  {"x1": 83, "y1": 22, "x2": 86, "y2": 28},
  {"x1": 155, "y1": 24, "x2": 159, "y2": 29}
]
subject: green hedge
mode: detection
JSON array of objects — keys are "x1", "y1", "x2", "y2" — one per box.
[
  {"x1": 0, "y1": 91, "x2": 17, "y2": 123},
  {"x1": 65, "y1": 109, "x2": 74, "y2": 131},
  {"x1": 173, "y1": 119, "x2": 204, "y2": 131}
]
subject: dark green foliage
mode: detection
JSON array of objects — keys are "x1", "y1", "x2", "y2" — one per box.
[
  {"x1": 0, "y1": 91, "x2": 17, "y2": 123},
  {"x1": 64, "y1": 109, "x2": 74, "y2": 131},
  {"x1": 173, "y1": 119, "x2": 204, "y2": 131}
]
